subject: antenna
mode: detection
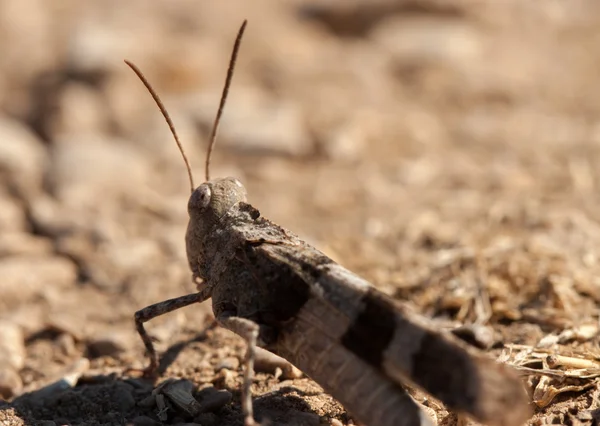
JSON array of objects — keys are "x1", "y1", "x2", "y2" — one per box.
[
  {"x1": 124, "y1": 60, "x2": 196, "y2": 193},
  {"x1": 205, "y1": 19, "x2": 247, "y2": 181},
  {"x1": 125, "y1": 20, "x2": 247, "y2": 189}
]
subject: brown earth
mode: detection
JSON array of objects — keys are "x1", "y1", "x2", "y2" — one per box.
[{"x1": 1, "y1": 1, "x2": 600, "y2": 425}]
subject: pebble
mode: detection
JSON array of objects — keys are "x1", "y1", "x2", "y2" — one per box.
[
  {"x1": 160, "y1": 379, "x2": 202, "y2": 417},
  {"x1": 0, "y1": 116, "x2": 47, "y2": 197},
  {"x1": 372, "y1": 16, "x2": 482, "y2": 70},
  {"x1": 1, "y1": 305, "x2": 45, "y2": 336},
  {"x1": 27, "y1": 195, "x2": 68, "y2": 238},
  {"x1": 0, "y1": 0, "x2": 55, "y2": 91},
  {"x1": 186, "y1": 88, "x2": 312, "y2": 158},
  {"x1": 0, "y1": 233, "x2": 54, "y2": 257},
  {"x1": 104, "y1": 238, "x2": 163, "y2": 278},
  {"x1": 46, "y1": 312, "x2": 86, "y2": 342},
  {"x1": 0, "y1": 256, "x2": 78, "y2": 311},
  {"x1": 0, "y1": 321, "x2": 25, "y2": 369},
  {"x1": 197, "y1": 387, "x2": 232, "y2": 413},
  {"x1": 212, "y1": 367, "x2": 235, "y2": 389},
  {"x1": 51, "y1": 82, "x2": 108, "y2": 138},
  {"x1": 48, "y1": 134, "x2": 152, "y2": 208},
  {"x1": 216, "y1": 356, "x2": 240, "y2": 371},
  {"x1": 0, "y1": 368, "x2": 23, "y2": 399},
  {"x1": 0, "y1": 194, "x2": 26, "y2": 233}
]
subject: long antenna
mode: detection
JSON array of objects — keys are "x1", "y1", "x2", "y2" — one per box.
[
  {"x1": 124, "y1": 60, "x2": 196, "y2": 193},
  {"x1": 205, "y1": 19, "x2": 247, "y2": 182}
]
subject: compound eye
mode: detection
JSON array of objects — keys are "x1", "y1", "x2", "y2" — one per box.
[{"x1": 189, "y1": 184, "x2": 212, "y2": 212}]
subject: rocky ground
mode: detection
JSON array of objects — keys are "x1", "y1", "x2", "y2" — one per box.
[{"x1": 1, "y1": 1, "x2": 600, "y2": 425}]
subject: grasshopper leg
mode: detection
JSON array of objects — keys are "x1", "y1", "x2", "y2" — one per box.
[
  {"x1": 133, "y1": 290, "x2": 211, "y2": 378},
  {"x1": 217, "y1": 314, "x2": 260, "y2": 426}
]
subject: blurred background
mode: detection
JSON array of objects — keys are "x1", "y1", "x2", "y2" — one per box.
[{"x1": 1, "y1": 1, "x2": 600, "y2": 425}]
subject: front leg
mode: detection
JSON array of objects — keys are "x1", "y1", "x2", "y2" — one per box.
[
  {"x1": 134, "y1": 289, "x2": 211, "y2": 377},
  {"x1": 217, "y1": 313, "x2": 260, "y2": 426}
]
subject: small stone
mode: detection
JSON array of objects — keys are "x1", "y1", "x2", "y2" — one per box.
[
  {"x1": 132, "y1": 415, "x2": 160, "y2": 426},
  {"x1": 197, "y1": 387, "x2": 232, "y2": 413},
  {"x1": 1, "y1": 305, "x2": 45, "y2": 336},
  {"x1": 372, "y1": 16, "x2": 482, "y2": 69},
  {"x1": 0, "y1": 117, "x2": 47, "y2": 197},
  {"x1": 46, "y1": 312, "x2": 86, "y2": 342},
  {"x1": 216, "y1": 356, "x2": 239, "y2": 371},
  {"x1": 49, "y1": 134, "x2": 152, "y2": 208},
  {"x1": 160, "y1": 379, "x2": 202, "y2": 417},
  {"x1": 0, "y1": 367, "x2": 23, "y2": 399},
  {"x1": 51, "y1": 82, "x2": 108, "y2": 137},
  {"x1": 27, "y1": 195, "x2": 66, "y2": 238},
  {"x1": 0, "y1": 193, "x2": 26, "y2": 233},
  {"x1": 0, "y1": 321, "x2": 25, "y2": 369},
  {"x1": 0, "y1": 233, "x2": 53, "y2": 257},
  {"x1": 319, "y1": 118, "x2": 368, "y2": 163},
  {"x1": 212, "y1": 368, "x2": 235, "y2": 389},
  {"x1": 0, "y1": 255, "x2": 78, "y2": 311},
  {"x1": 186, "y1": 88, "x2": 312, "y2": 158},
  {"x1": 55, "y1": 333, "x2": 76, "y2": 356}
]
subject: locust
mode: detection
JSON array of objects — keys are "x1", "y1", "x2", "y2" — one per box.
[{"x1": 125, "y1": 20, "x2": 531, "y2": 426}]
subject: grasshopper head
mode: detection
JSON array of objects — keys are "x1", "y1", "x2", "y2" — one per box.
[
  {"x1": 187, "y1": 177, "x2": 247, "y2": 225},
  {"x1": 185, "y1": 177, "x2": 247, "y2": 280}
]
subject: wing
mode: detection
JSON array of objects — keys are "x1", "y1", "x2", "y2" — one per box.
[
  {"x1": 228, "y1": 236, "x2": 433, "y2": 426},
  {"x1": 242, "y1": 237, "x2": 530, "y2": 426}
]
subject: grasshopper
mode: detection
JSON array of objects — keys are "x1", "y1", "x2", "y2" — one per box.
[{"x1": 125, "y1": 20, "x2": 530, "y2": 426}]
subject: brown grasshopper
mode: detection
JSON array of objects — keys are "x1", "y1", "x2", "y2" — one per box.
[{"x1": 125, "y1": 20, "x2": 531, "y2": 426}]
